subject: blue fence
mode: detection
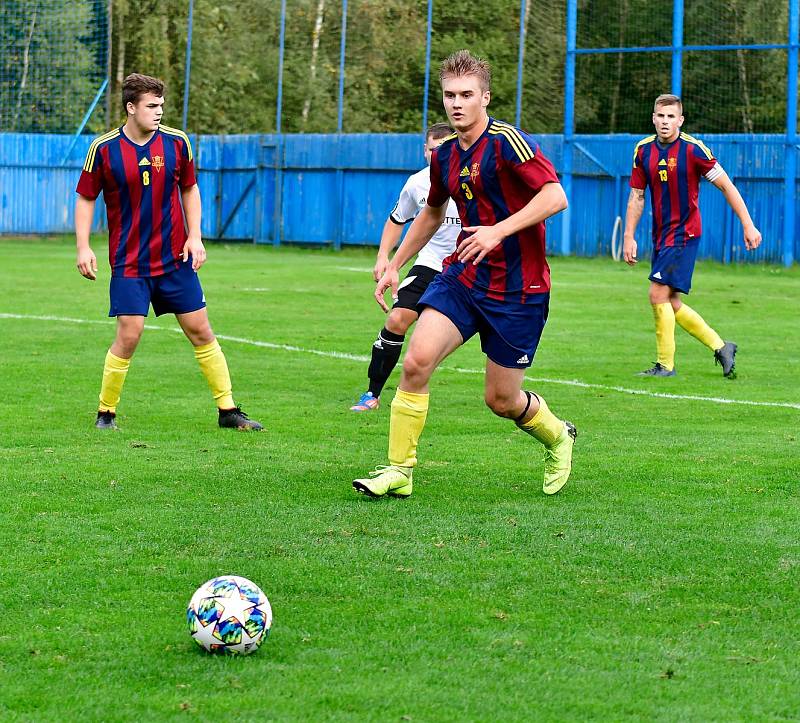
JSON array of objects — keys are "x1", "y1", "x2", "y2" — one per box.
[{"x1": 1, "y1": 132, "x2": 797, "y2": 265}]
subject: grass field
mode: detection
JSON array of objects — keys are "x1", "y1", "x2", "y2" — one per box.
[{"x1": 1, "y1": 237, "x2": 799, "y2": 721}]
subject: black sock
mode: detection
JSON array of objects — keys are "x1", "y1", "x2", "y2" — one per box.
[{"x1": 367, "y1": 327, "x2": 405, "y2": 398}]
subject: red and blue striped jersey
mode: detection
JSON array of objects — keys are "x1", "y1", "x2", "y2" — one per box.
[
  {"x1": 76, "y1": 125, "x2": 197, "y2": 278},
  {"x1": 427, "y1": 118, "x2": 560, "y2": 304},
  {"x1": 629, "y1": 132, "x2": 717, "y2": 250}
]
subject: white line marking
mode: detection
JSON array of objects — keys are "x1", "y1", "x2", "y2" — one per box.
[
  {"x1": 241, "y1": 287, "x2": 271, "y2": 292},
  {"x1": 2, "y1": 312, "x2": 798, "y2": 410},
  {"x1": 334, "y1": 266, "x2": 372, "y2": 273}
]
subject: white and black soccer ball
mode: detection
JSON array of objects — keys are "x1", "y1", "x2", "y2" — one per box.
[{"x1": 187, "y1": 575, "x2": 272, "y2": 655}]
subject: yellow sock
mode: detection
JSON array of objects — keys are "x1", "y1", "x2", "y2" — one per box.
[
  {"x1": 675, "y1": 304, "x2": 724, "y2": 352},
  {"x1": 98, "y1": 350, "x2": 130, "y2": 413},
  {"x1": 652, "y1": 303, "x2": 676, "y2": 370},
  {"x1": 388, "y1": 389, "x2": 429, "y2": 468},
  {"x1": 194, "y1": 339, "x2": 235, "y2": 409},
  {"x1": 517, "y1": 395, "x2": 563, "y2": 447}
]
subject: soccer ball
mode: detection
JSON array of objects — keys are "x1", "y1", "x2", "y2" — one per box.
[{"x1": 187, "y1": 575, "x2": 272, "y2": 655}]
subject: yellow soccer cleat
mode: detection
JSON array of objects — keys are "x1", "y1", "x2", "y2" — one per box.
[
  {"x1": 542, "y1": 421, "x2": 577, "y2": 495},
  {"x1": 353, "y1": 465, "x2": 413, "y2": 498}
]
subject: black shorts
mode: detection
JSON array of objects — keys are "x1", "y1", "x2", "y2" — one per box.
[{"x1": 394, "y1": 264, "x2": 440, "y2": 313}]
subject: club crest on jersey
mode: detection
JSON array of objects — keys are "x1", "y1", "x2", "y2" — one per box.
[
  {"x1": 151, "y1": 155, "x2": 165, "y2": 172},
  {"x1": 470, "y1": 163, "x2": 480, "y2": 183},
  {"x1": 460, "y1": 166, "x2": 470, "y2": 177},
  {"x1": 667, "y1": 157, "x2": 677, "y2": 172}
]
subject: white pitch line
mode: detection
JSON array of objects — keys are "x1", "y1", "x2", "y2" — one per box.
[
  {"x1": 2, "y1": 312, "x2": 798, "y2": 411},
  {"x1": 334, "y1": 266, "x2": 373, "y2": 273}
]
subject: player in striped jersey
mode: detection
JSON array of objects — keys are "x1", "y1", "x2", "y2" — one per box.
[
  {"x1": 353, "y1": 50, "x2": 575, "y2": 499},
  {"x1": 623, "y1": 94, "x2": 762, "y2": 378},
  {"x1": 75, "y1": 74, "x2": 261, "y2": 431}
]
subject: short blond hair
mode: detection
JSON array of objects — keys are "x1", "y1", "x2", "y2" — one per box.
[
  {"x1": 439, "y1": 50, "x2": 491, "y2": 92},
  {"x1": 654, "y1": 94, "x2": 682, "y2": 112}
]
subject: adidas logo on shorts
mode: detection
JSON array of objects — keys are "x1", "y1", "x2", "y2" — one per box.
[
  {"x1": 652, "y1": 271, "x2": 663, "y2": 279},
  {"x1": 517, "y1": 354, "x2": 529, "y2": 364}
]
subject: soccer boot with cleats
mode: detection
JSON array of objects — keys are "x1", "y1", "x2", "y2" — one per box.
[
  {"x1": 542, "y1": 421, "x2": 577, "y2": 495},
  {"x1": 95, "y1": 410, "x2": 118, "y2": 430},
  {"x1": 350, "y1": 391, "x2": 380, "y2": 412},
  {"x1": 714, "y1": 341, "x2": 737, "y2": 378},
  {"x1": 637, "y1": 362, "x2": 676, "y2": 377},
  {"x1": 218, "y1": 406, "x2": 263, "y2": 431},
  {"x1": 353, "y1": 465, "x2": 413, "y2": 498}
]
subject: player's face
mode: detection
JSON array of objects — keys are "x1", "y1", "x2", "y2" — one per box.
[
  {"x1": 127, "y1": 93, "x2": 164, "y2": 133},
  {"x1": 423, "y1": 135, "x2": 446, "y2": 165},
  {"x1": 441, "y1": 74, "x2": 490, "y2": 134},
  {"x1": 652, "y1": 104, "x2": 683, "y2": 143}
]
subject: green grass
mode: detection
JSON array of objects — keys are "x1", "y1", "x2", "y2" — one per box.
[{"x1": 1, "y1": 237, "x2": 798, "y2": 721}]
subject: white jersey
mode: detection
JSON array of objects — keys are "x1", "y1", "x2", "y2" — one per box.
[{"x1": 389, "y1": 166, "x2": 461, "y2": 272}]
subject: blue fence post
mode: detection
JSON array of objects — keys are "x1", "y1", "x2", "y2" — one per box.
[
  {"x1": 515, "y1": 0, "x2": 527, "y2": 127},
  {"x1": 561, "y1": 0, "x2": 577, "y2": 256},
  {"x1": 784, "y1": 0, "x2": 798, "y2": 267},
  {"x1": 422, "y1": 0, "x2": 433, "y2": 132},
  {"x1": 671, "y1": 0, "x2": 684, "y2": 95},
  {"x1": 334, "y1": 0, "x2": 349, "y2": 250},
  {"x1": 182, "y1": 0, "x2": 194, "y2": 131},
  {"x1": 271, "y1": 0, "x2": 287, "y2": 246},
  {"x1": 61, "y1": 79, "x2": 108, "y2": 165},
  {"x1": 276, "y1": 0, "x2": 286, "y2": 134}
]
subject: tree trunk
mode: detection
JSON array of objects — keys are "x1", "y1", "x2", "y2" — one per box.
[
  {"x1": 302, "y1": 0, "x2": 326, "y2": 129},
  {"x1": 12, "y1": 3, "x2": 38, "y2": 131}
]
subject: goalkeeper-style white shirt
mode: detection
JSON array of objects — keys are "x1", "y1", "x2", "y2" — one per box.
[{"x1": 389, "y1": 167, "x2": 461, "y2": 272}]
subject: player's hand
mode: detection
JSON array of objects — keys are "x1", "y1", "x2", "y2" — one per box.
[
  {"x1": 457, "y1": 225, "x2": 504, "y2": 265},
  {"x1": 77, "y1": 247, "x2": 98, "y2": 280},
  {"x1": 182, "y1": 236, "x2": 207, "y2": 270},
  {"x1": 373, "y1": 254, "x2": 389, "y2": 282},
  {"x1": 375, "y1": 267, "x2": 400, "y2": 313},
  {"x1": 623, "y1": 236, "x2": 638, "y2": 265},
  {"x1": 743, "y1": 224, "x2": 762, "y2": 251}
]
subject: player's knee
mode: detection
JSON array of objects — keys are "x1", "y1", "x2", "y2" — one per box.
[
  {"x1": 484, "y1": 391, "x2": 517, "y2": 418},
  {"x1": 401, "y1": 351, "x2": 432, "y2": 385},
  {"x1": 386, "y1": 309, "x2": 415, "y2": 335}
]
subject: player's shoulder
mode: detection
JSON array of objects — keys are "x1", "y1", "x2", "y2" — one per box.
[
  {"x1": 82, "y1": 127, "x2": 121, "y2": 171},
  {"x1": 488, "y1": 119, "x2": 537, "y2": 162},
  {"x1": 679, "y1": 132, "x2": 714, "y2": 159},
  {"x1": 633, "y1": 134, "x2": 657, "y2": 151},
  {"x1": 159, "y1": 124, "x2": 194, "y2": 159}
]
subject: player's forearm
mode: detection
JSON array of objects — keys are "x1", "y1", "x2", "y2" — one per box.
[
  {"x1": 377, "y1": 219, "x2": 403, "y2": 259},
  {"x1": 181, "y1": 185, "x2": 202, "y2": 237},
  {"x1": 389, "y1": 206, "x2": 445, "y2": 270},
  {"x1": 719, "y1": 180, "x2": 756, "y2": 230},
  {"x1": 624, "y1": 189, "x2": 645, "y2": 239},
  {"x1": 75, "y1": 196, "x2": 96, "y2": 247},
  {"x1": 494, "y1": 183, "x2": 567, "y2": 238}
]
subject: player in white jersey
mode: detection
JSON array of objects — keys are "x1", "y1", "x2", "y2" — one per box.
[{"x1": 350, "y1": 123, "x2": 461, "y2": 411}]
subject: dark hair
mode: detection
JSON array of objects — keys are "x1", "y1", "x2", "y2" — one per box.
[
  {"x1": 122, "y1": 73, "x2": 165, "y2": 112},
  {"x1": 426, "y1": 122, "x2": 453, "y2": 142}
]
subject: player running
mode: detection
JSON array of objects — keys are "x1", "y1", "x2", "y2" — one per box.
[
  {"x1": 75, "y1": 73, "x2": 262, "y2": 431},
  {"x1": 350, "y1": 123, "x2": 460, "y2": 412},
  {"x1": 353, "y1": 50, "x2": 574, "y2": 498},
  {"x1": 623, "y1": 94, "x2": 762, "y2": 378}
]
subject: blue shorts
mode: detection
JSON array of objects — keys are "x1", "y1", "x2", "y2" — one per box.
[
  {"x1": 109, "y1": 260, "x2": 206, "y2": 317},
  {"x1": 418, "y1": 272, "x2": 549, "y2": 369},
  {"x1": 649, "y1": 243, "x2": 699, "y2": 294}
]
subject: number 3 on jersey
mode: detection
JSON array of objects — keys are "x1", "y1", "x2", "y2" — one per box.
[
  {"x1": 142, "y1": 170, "x2": 150, "y2": 186},
  {"x1": 461, "y1": 182, "x2": 473, "y2": 200}
]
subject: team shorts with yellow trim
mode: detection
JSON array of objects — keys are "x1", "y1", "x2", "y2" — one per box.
[
  {"x1": 418, "y1": 272, "x2": 549, "y2": 369},
  {"x1": 109, "y1": 259, "x2": 206, "y2": 317},
  {"x1": 649, "y1": 241, "x2": 700, "y2": 294},
  {"x1": 393, "y1": 264, "x2": 440, "y2": 313}
]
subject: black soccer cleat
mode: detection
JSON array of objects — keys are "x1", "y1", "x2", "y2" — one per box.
[
  {"x1": 218, "y1": 406, "x2": 264, "y2": 431},
  {"x1": 636, "y1": 362, "x2": 676, "y2": 377},
  {"x1": 95, "y1": 410, "x2": 118, "y2": 430},
  {"x1": 714, "y1": 341, "x2": 737, "y2": 378}
]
